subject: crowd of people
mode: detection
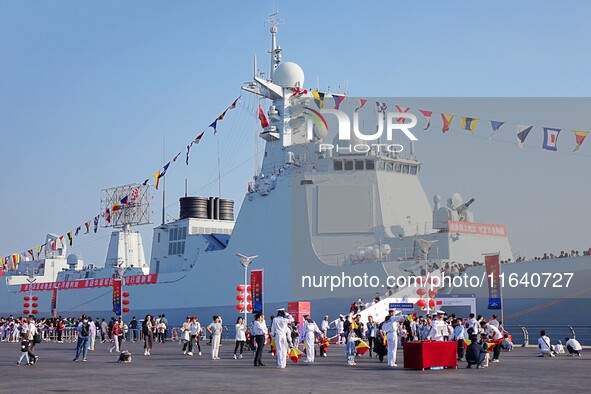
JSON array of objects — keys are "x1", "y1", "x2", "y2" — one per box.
[{"x1": 1, "y1": 309, "x2": 584, "y2": 368}]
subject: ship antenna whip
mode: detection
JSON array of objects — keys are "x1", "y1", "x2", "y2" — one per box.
[{"x1": 216, "y1": 139, "x2": 222, "y2": 198}]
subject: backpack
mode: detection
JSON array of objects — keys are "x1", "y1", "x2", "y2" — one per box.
[
  {"x1": 34, "y1": 332, "x2": 42, "y2": 344},
  {"x1": 81, "y1": 322, "x2": 90, "y2": 337}
]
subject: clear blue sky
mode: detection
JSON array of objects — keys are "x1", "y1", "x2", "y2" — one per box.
[{"x1": 1, "y1": 0, "x2": 590, "y2": 264}]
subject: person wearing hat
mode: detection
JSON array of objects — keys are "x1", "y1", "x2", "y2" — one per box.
[
  {"x1": 270, "y1": 309, "x2": 294, "y2": 368},
  {"x1": 428, "y1": 311, "x2": 447, "y2": 341},
  {"x1": 300, "y1": 314, "x2": 322, "y2": 363},
  {"x1": 381, "y1": 310, "x2": 405, "y2": 367}
]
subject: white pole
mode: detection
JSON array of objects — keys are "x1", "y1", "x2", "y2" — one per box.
[{"x1": 244, "y1": 265, "x2": 248, "y2": 326}]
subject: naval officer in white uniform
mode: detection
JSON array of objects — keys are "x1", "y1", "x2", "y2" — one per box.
[
  {"x1": 429, "y1": 310, "x2": 447, "y2": 341},
  {"x1": 270, "y1": 309, "x2": 294, "y2": 368},
  {"x1": 381, "y1": 310, "x2": 406, "y2": 367},
  {"x1": 301, "y1": 314, "x2": 322, "y2": 363}
]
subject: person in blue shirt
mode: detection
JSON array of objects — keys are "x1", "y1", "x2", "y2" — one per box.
[{"x1": 452, "y1": 318, "x2": 466, "y2": 361}]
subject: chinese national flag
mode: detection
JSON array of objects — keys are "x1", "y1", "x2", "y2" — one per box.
[{"x1": 258, "y1": 104, "x2": 269, "y2": 128}]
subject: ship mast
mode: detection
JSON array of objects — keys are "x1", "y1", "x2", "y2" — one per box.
[{"x1": 266, "y1": 8, "x2": 283, "y2": 80}]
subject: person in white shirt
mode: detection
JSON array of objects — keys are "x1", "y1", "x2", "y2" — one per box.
[
  {"x1": 300, "y1": 315, "x2": 322, "y2": 363},
  {"x1": 481, "y1": 321, "x2": 503, "y2": 362},
  {"x1": 553, "y1": 341, "x2": 565, "y2": 355},
  {"x1": 381, "y1": 310, "x2": 406, "y2": 367},
  {"x1": 88, "y1": 318, "x2": 97, "y2": 351},
  {"x1": 488, "y1": 315, "x2": 499, "y2": 328},
  {"x1": 270, "y1": 309, "x2": 294, "y2": 368},
  {"x1": 189, "y1": 316, "x2": 202, "y2": 356},
  {"x1": 537, "y1": 330, "x2": 554, "y2": 357},
  {"x1": 320, "y1": 315, "x2": 330, "y2": 336},
  {"x1": 26, "y1": 316, "x2": 39, "y2": 364},
  {"x1": 467, "y1": 313, "x2": 480, "y2": 336},
  {"x1": 565, "y1": 337, "x2": 582, "y2": 356},
  {"x1": 206, "y1": 316, "x2": 223, "y2": 360},
  {"x1": 336, "y1": 317, "x2": 345, "y2": 344},
  {"x1": 428, "y1": 311, "x2": 447, "y2": 341},
  {"x1": 252, "y1": 313, "x2": 268, "y2": 366},
  {"x1": 234, "y1": 317, "x2": 247, "y2": 359},
  {"x1": 181, "y1": 316, "x2": 192, "y2": 355}
]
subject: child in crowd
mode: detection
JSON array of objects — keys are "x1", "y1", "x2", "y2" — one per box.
[{"x1": 16, "y1": 338, "x2": 30, "y2": 366}]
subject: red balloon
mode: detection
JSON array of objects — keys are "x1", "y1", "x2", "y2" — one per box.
[
  {"x1": 246, "y1": 285, "x2": 252, "y2": 292},
  {"x1": 122, "y1": 299, "x2": 130, "y2": 305},
  {"x1": 122, "y1": 292, "x2": 130, "y2": 297},
  {"x1": 23, "y1": 309, "x2": 30, "y2": 315},
  {"x1": 415, "y1": 277, "x2": 424, "y2": 286},
  {"x1": 236, "y1": 304, "x2": 244, "y2": 311},
  {"x1": 24, "y1": 296, "x2": 30, "y2": 301},
  {"x1": 428, "y1": 299, "x2": 435, "y2": 309},
  {"x1": 32, "y1": 309, "x2": 38, "y2": 315},
  {"x1": 247, "y1": 304, "x2": 253, "y2": 311},
  {"x1": 416, "y1": 288, "x2": 427, "y2": 297},
  {"x1": 32, "y1": 296, "x2": 38, "y2": 301},
  {"x1": 122, "y1": 307, "x2": 130, "y2": 313},
  {"x1": 247, "y1": 295, "x2": 252, "y2": 301},
  {"x1": 236, "y1": 294, "x2": 245, "y2": 301},
  {"x1": 236, "y1": 285, "x2": 245, "y2": 292},
  {"x1": 23, "y1": 303, "x2": 30, "y2": 308},
  {"x1": 32, "y1": 303, "x2": 38, "y2": 308},
  {"x1": 416, "y1": 299, "x2": 427, "y2": 308},
  {"x1": 428, "y1": 289, "x2": 438, "y2": 298}
]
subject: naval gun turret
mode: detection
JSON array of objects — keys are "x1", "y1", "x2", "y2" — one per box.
[{"x1": 432, "y1": 193, "x2": 476, "y2": 231}]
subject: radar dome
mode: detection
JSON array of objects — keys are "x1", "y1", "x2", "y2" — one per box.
[
  {"x1": 67, "y1": 254, "x2": 79, "y2": 265},
  {"x1": 273, "y1": 62, "x2": 304, "y2": 88}
]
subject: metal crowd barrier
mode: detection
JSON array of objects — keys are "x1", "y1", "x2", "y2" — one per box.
[{"x1": 505, "y1": 325, "x2": 590, "y2": 346}]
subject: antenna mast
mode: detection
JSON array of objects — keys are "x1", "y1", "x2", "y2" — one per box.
[{"x1": 265, "y1": 7, "x2": 283, "y2": 80}]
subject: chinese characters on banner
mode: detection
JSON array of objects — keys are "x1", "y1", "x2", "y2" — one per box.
[
  {"x1": 51, "y1": 288, "x2": 58, "y2": 318},
  {"x1": 112, "y1": 279, "x2": 122, "y2": 316},
  {"x1": 20, "y1": 274, "x2": 158, "y2": 292},
  {"x1": 485, "y1": 253, "x2": 502, "y2": 310},
  {"x1": 250, "y1": 269, "x2": 263, "y2": 314}
]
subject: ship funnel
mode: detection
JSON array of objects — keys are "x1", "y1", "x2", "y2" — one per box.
[{"x1": 179, "y1": 196, "x2": 234, "y2": 221}]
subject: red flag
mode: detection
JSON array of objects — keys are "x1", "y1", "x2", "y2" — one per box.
[
  {"x1": 395, "y1": 105, "x2": 410, "y2": 123},
  {"x1": 258, "y1": 105, "x2": 269, "y2": 128}
]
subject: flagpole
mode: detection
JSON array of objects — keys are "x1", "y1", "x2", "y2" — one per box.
[
  {"x1": 161, "y1": 134, "x2": 166, "y2": 225},
  {"x1": 499, "y1": 251, "x2": 504, "y2": 327}
]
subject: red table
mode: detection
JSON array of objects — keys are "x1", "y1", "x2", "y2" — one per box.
[{"x1": 403, "y1": 341, "x2": 458, "y2": 370}]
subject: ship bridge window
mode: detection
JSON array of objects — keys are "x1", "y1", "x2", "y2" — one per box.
[
  {"x1": 395, "y1": 163, "x2": 402, "y2": 173},
  {"x1": 377, "y1": 160, "x2": 385, "y2": 171},
  {"x1": 410, "y1": 165, "x2": 418, "y2": 175},
  {"x1": 402, "y1": 164, "x2": 410, "y2": 174},
  {"x1": 365, "y1": 160, "x2": 375, "y2": 170},
  {"x1": 334, "y1": 160, "x2": 343, "y2": 171},
  {"x1": 385, "y1": 161, "x2": 394, "y2": 172},
  {"x1": 344, "y1": 160, "x2": 354, "y2": 170},
  {"x1": 355, "y1": 160, "x2": 364, "y2": 170}
]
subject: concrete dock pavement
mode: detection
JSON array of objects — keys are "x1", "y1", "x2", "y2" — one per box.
[{"x1": 1, "y1": 340, "x2": 588, "y2": 393}]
